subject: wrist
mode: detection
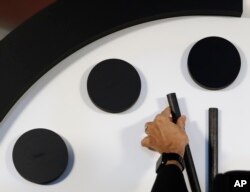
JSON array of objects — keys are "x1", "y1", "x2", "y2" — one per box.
[
  {"x1": 166, "y1": 160, "x2": 183, "y2": 171},
  {"x1": 156, "y1": 153, "x2": 185, "y2": 173},
  {"x1": 161, "y1": 148, "x2": 185, "y2": 158}
]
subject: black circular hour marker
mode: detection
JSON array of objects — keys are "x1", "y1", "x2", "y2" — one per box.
[
  {"x1": 12, "y1": 129, "x2": 68, "y2": 184},
  {"x1": 188, "y1": 36, "x2": 241, "y2": 90},
  {"x1": 87, "y1": 59, "x2": 141, "y2": 113}
]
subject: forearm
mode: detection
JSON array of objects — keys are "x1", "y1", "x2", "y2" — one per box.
[{"x1": 151, "y1": 164, "x2": 188, "y2": 192}]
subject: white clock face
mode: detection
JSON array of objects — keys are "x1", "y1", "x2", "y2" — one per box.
[{"x1": 1, "y1": 6, "x2": 250, "y2": 192}]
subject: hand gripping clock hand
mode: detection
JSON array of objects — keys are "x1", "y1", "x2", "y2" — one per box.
[{"x1": 141, "y1": 107, "x2": 188, "y2": 158}]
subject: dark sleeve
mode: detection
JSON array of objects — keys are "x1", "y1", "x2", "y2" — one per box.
[{"x1": 151, "y1": 165, "x2": 188, "y2": 192}]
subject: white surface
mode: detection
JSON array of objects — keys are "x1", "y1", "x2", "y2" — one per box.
[{"x1": 1, "y1": 11, "x2": 250, "y2": 192}]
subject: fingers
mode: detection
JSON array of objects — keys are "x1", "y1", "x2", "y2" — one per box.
[
  {"x1": 145, "y1": 122, "x2": 155, "y2": 135},
  {"x1": 141, "y1": 136, "x2": 150, "y2": 147},
  {"x1": 162, "y1": 107, "x2": 186, "y2": 129},
  {"x1": 161, "y1": 107, "x2": 173, "y2": 122},
  {"x1": 177, "y1": 115, "x2": 186, "y2": 129},
  {"x1": 142, "y1": 107, "x2": 187, "y2": 154},
  {"x1": 161, "y1": 107, "x2": 171, "y2": 118},
  {"x1": 147, "y1": 108, "x2": 186, "y2": 131},
  {"x1": 142, "y1": 122, "x2": 157, "y2": 150},
  {"x1": 141, "y1": 136, "x2": 155, "y2": 150}
]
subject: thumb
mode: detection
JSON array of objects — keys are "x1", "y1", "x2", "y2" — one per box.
[{"x1": 177, "y1": 115, "x2": 186, "y2": 129}]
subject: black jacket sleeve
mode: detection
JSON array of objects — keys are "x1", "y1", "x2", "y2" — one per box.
[{"x1": 151, "y1": 165, "x2": 188, "y2": 192}]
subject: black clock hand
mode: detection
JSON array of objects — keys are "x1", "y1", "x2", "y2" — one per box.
[{"x1": 167, "y1": 93, "x2": 201, "y2": 192}]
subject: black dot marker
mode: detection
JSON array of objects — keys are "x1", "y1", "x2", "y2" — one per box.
[
  {"x1": 87, "y1": 59, "x2": 141, "y2": 113},
  {"x1": 188, "y1": 36, "x2": 241, "y2": 90},
  {"x1": 12, "y1": 129, "x2": 68, "y2": 184}
]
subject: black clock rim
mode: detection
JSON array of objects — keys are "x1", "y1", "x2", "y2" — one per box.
[{"x1": 0, "y1": 0, "x2": 243, "y2": 121}]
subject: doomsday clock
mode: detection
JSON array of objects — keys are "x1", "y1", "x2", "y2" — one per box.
[{"x1": 0, "y1": 1, "x2": 249, "y2": 191}]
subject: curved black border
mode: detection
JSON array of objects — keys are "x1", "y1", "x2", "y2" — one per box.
[{"x1": 0, "y1": 0, "x2": 242, "y2": 121}]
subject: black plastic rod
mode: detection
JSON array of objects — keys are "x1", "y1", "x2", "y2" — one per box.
[
  {"x1": 209, "y1": 108, "x2": 219, "y2": 192},
  {"x1": 167, "y1": 93, "x2": 201, "y2": 192}
]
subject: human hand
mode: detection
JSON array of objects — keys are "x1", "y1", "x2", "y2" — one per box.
[{"x1": 141, "y1": 107, "x2": 188, "y2": 157}]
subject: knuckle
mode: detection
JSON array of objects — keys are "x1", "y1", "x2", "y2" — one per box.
[
  {"x1": 146, "y1": 126, "x2": 151, "y2": 133},
  {"x1": 142, "y1": 137, "x2": 150, "y2": 147},
  {"x1": 155, "y1": 114, "x2": 163, "y2": 121},
  {"x1": 147, "y1": 122, "x2": 153, "y2": 127},
  {"x1": 155, "y1": 114, "x2": 165, "y2": 124},
  {"x1": 148, "y1": 136, "x2": 155, "y2": 144},
  {"x1": 148, "y1": 138, "x2": 155, "y2": 146}
]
